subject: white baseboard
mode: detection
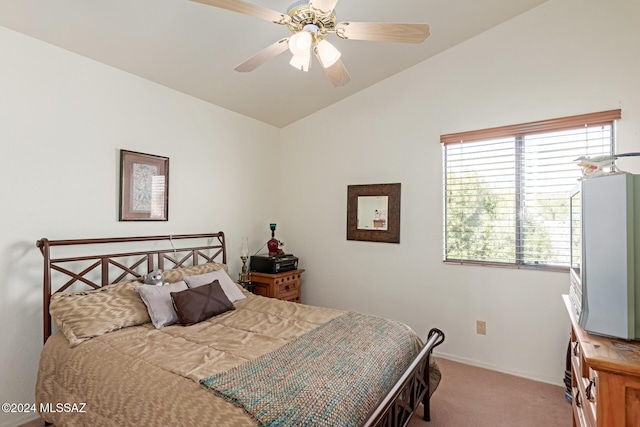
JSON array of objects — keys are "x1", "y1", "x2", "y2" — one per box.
[{"x1": 433, "y1": 350, "x2": 565, "y2": 387}]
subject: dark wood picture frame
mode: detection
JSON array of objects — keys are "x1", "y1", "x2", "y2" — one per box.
[
  {"x1": 347, "y1": 183, "x2": 401, "y2": 243},
  {"x1": 119, "y1": 150, "x2": 169, "y2": 221}
]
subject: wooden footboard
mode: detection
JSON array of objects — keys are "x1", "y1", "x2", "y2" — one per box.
[{"x1": 363, "y1": 328, "x2": 445, "y2": 427}]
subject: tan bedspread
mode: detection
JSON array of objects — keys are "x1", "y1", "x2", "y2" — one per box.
[{"x1": 36, "y1": 291, "x2": 439, "y2": 426}]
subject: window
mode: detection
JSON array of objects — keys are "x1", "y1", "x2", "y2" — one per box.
[{"x1": 442, "y1": 110, "x2": 620, "y2": 270}]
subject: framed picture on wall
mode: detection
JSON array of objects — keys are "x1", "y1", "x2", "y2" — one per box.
[
  {"x1": 347, "y1": 183, "x2": 401, "y2": 243},
  {"x1": 119, "y1": 150, "x2": 169, "y2": 221}
]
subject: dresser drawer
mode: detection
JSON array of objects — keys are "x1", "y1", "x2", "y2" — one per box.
[{"x1": 571, "y1": 339, "x2": 598, "y2": 427}]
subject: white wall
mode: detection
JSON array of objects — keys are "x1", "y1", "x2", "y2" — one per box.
[
  {"x1": 280, "y1": 0, "x2": 640, "y2": 385},
  {"x1": 0, "y1": 27, "x2": 281, "y2": 427}
]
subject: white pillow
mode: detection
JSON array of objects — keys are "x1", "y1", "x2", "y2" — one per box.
[
  {"x1": 136, "y1": 281, "x2": 188, "y2": 328},
  {"x1": 183, "y1": 269, "x2": 246, "y2": 303}
]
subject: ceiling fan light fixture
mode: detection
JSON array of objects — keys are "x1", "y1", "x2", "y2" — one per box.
[
  {"x1": 289, "y1": 54, "x2": 311, "y2": 72},
  {"x1": 315, "y1": 39, "x2": 341, "y2": 68},
  {"x1": 288, "y1": 31, "x2": 312, "y2": 56}
]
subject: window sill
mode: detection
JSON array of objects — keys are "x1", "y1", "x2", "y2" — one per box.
[{"x1": 443, "y1": 259, "x2": 569, "y2": 273}]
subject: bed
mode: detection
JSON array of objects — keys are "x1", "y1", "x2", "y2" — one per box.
[{"x1": 36, "y1": 232, "x2": 444, "y2": 427}]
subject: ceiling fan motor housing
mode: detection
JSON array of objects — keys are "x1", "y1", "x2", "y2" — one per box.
[{"x1": 286, "y1": 0, "x2": 336, "y2": 38}]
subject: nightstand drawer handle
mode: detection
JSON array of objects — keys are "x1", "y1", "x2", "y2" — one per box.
[
  {"x1": 573, "y1": 342, "x2": 579, "y2": 357},
  {"x1": 575, "y1": 389, "x2": 582, "y2": 408},
  {"x1": 285, "y1": 285, "x2": 290, "y2": 291}
]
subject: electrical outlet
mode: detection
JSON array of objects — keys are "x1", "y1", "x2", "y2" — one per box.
[{"x1": 476, "y1": 320, "x2": 487, "y2": 335}]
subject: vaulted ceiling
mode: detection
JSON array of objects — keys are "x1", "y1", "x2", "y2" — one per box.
[{"x1": 0, "y1": 0, "x2": 548, "y2": 127}]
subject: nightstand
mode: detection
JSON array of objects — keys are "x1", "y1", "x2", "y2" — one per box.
[{"x1": 249, "y1": 269, "x2": 304, "y2": 303}]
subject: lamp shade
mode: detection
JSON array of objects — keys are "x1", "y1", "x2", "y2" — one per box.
[
  {"x1": 241, "y1": 237, "x2": 249, "y2": 257},
  {"x1": 288, "y1": 31, "x2": 312, "y2": 56},
  {"x1": 315, "y1": 39, "x2": 341, "y2": 68},
  {"x1": 290, "y1": 54, "x2": 311, "y2": 72}
]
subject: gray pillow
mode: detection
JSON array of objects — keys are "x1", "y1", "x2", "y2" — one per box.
[
  {"x1": 136, "y1": 281, "x2": 188, "y2": 328},
  {"x1": 183, "y1": 269, "x2": 246, "y2": 303}
]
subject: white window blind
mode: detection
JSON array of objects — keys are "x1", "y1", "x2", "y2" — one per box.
[{"x1": 442, "y1": 110, "x2": 620, "y2": 269}]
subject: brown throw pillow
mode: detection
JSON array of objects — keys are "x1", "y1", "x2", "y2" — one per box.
[{"x1": 170, "y1": 280, "x2": 234, "y2": 326}]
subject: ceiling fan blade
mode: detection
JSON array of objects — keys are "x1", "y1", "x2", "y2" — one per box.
[
  {"x1": 309, "y1": 0, "x2": 340, "y2": 14},
  {"x1": 314, "y1": 51, "x2": 350, "y2": 87},
  {"x1": 190, "y1": 0, "x2": 288, "y2": 24},
  {"x1": 234, "y1": 38, "x2": 289, "y2": 72},
  {"x1": 335, "y1": 22, "x2": 430, "y2": 43},
  {"x1": 324, "y1": 60, "x2": 351, "y2": 87}
]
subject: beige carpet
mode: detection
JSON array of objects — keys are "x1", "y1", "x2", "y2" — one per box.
[{"x1": 408, "y1": 357, "x2": 572, "y2": 427}]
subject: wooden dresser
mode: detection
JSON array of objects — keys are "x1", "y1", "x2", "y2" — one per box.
[
  {"x1": 250, "y1": 269, "x2": 304, "y2": 303},
  {"x1": 563, "y1": 295, "x2": 640, "y2": 426}
]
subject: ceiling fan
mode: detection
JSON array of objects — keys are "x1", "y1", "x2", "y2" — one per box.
[{"x1": 190, "y1": 0, "x2": 431, "y2": 87}]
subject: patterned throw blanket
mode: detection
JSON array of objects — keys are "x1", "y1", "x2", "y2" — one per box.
[{"x1": 200, "y1": 312, "x2": 418, "y2": 427}]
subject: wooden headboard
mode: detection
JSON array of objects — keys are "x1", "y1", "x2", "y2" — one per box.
[{"x1": 36, "y1": 232, "x2": 226, "y2": 343}]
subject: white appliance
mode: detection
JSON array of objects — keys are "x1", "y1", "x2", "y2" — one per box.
[{"x1": 569, "y1": 172, "x2": 640, "y2": 339}]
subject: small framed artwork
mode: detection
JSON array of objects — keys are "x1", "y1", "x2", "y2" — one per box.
[
  {"x1": 347, "y1": 183, "x2": 401, "y2": 243},
  {"x1": 119, "y1": 150, "x2": 169, "y2": 221}
]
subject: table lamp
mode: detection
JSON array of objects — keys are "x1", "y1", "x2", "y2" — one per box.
[
  {"x1": 239, "y1": 236, "x2": 250, "y2": 284},
  {"x1": 268, "y1": 223, "x2": 279, "y2": 257}
]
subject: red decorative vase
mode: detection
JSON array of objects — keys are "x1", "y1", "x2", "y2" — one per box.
[{"x1": 267, "y1": 238, "x2": 278, "y2": 257}]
